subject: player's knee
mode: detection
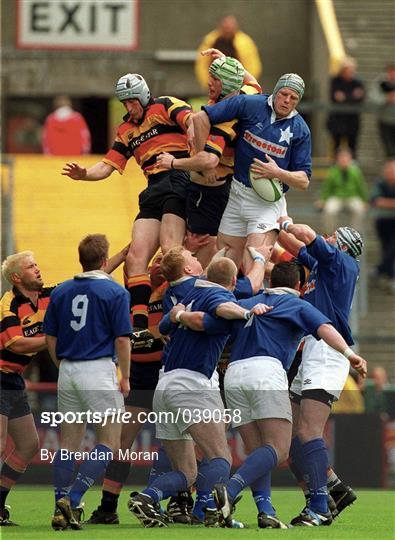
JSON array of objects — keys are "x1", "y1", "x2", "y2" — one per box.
[{"x1": 16, "y1": 434, "x2": 40, "y2": 460}]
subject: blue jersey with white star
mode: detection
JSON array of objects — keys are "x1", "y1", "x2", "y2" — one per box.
[
  {"x1": 163, "y1": 275, "x2": 253, "y2": 314},
  {"x1": 203, "y1": 93, "x2": 311, "y2": 192},
  {"x1": 297, "y1": 236, "x2": 359, "y2": 345},
  {"x1": 159, "y1": 280, "x2": 234, "y2": 378},
  {"x1": 203, "y1": 290, "x2": 330, "y2": 371},
  {"x1": 43, "y1": 273, "x2": 132, "y2": 360}
]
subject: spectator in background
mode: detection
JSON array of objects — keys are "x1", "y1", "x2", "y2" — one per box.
[
  {"x1": 332, "y1": 371, "x2": 365, "y2": 414},
  {"x1": 370, "y1": 63, "x2": 395, "y2": 158},
  {"x1": 371, "y1": 159, "x2": 395, "y2": 292},
  {"x1": 317, "y1": 148, "x2": 368, "y2": 232},
  {"x1": 326, "y1": 58, "x2": 365, "y2": 158},
  {"x1": 42, "y1": 95, "x2": 91, "y2": 156},
  {"x1": 363, "y1": 366, "x2": 390, "y2": 414},
  {"x1": 195, "y1": 15, "x2": 262, "y2": 92}
]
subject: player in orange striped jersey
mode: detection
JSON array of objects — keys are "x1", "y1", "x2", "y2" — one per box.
[
  {"x1": 62, "y1": 74, "x2": 194, "y2": 343},
  {"x1": 157, "y1": 51, "x2": 262, "y2": 268}
]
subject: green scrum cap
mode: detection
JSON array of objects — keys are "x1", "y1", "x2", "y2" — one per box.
[
  {"x1": 273, "y1": 73, "x2": 305, "y2": 100},
  {"x1": 209, "y1": 56, "x2": 245, "y2": 98}
]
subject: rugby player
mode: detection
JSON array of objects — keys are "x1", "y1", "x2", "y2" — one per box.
[
  {"x1": 192, "y1": 73, "x2": 311, "y2": 270},
  {"x1": 43, "y1": 234, "x2": 132, "y2": 530},
  {"x1": 157, "y1": 50, "x2": 262, "y2": 267},
  {"x1": 0, "y1": 252, "x2": 51, "y2": 526},
  {"x1": 278, "y1": 220, "x2": 366, "y2": 526},
  {"x1": 62, "y1": 74, "x2": 193, "y2": 345}
]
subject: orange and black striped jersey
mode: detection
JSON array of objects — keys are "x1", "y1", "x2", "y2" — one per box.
[
  {"x1": 131, "y1": 281, "x2": 168, "y2": 363},
  {"x1": 204, "y1": 82, "x2": 262, "y2": 181},
  {"x1": 0, "y1": 286, "x2": 55, "y2": 374},
  {"x1": 103, "y1": 97, "x2": 192, "y2": 178}
]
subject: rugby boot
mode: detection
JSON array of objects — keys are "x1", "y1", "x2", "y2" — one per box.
[
  {"x1": 130, "y1": 328, "x2": 155, "y2": 350},
  {"x1": 291, "y1": 508, "x2": 333, "y2": 527},
  {"x1": 51, "y1": 507, "x2": 69, "y2": 530},
  {"x1": 56, "y1": 497, "x2": 84, "y2": 530},
  {"x1": 166, "y1": 491, "x2": 192, "y2": 524},
  {"x1": 213, "y1": 484, "x2": 233, "y2": 528},
  {"x1": 330, "y1": 485, "x2": 357, "y2": 517},
  {"x1": 0, "y1": 506, "x2": 18, "y2": 526},
  {"x1": 84, "y1": 507, "x2": 119, "y2": 524},
  {"x1": 128, "y1": 492, "x2": 167, "y2": 527},
  {"x1": 258, "y1": 512, "x2": 289, "y2": 529}
]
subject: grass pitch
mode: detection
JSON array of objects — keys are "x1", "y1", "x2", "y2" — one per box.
[{"x1": 2, "y1": 486, "x2": 394, "y2": 539}]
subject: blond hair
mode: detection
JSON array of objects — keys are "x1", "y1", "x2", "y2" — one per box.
[
  {"x1": 2, "y1": 251, "x2": 34, "y2": 284},
  {"x1": 160, "y1": 246, "x2": 185, "y2": 282},
  {"x1": 206, "y1": 257, "x2": 237, "y2": 288}
]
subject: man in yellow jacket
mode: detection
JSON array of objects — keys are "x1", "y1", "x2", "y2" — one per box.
[{"x1": 195, "y1": 16, "x2": 262, "y2": 91}]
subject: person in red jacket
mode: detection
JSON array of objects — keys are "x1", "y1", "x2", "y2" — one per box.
[{"x1": 42, "y1": 96, "x2": 91, "y2": 156}]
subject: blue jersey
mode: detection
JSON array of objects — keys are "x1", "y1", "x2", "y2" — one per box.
[
  {"x1": 159, "y1": 280, "x2": 234, "y2": 378},
  {"x1": 203, "y1": 289, "x2": 330, "y2": 371},
  {"x1": 43, "y1": 271, "x2": 132, "y2": 360},
  {"x1": 163, "y1": 275, "x2": 253, "y2": 314},
  {"x1": 203, "y1": 93, "x2": 311, "y2": 193},
  {"x1": 297, "y1": 236, "x2": 359, "y2": 345}
]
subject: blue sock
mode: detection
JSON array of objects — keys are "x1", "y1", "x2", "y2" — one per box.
[
  {"x1": 53, "y1": 450, "x2": 75, "y2": 503},
  {"x1": 193, "y1": 459, "x2": 211, "y2": 520},
  {"x1": 302, "y1": 438, "x2": 329, "y2": 514},
  {"x1": 227, "y1": 445, "x2": 277, "y2": 503},
  {"x1": 289, "y1": 436, "x2": 307, "y2": 487},
  {"x1": 148, "y1": 445, "x2": 172, "y2": 486},
  {"x1": 205, "y1": 457, "x2": 231, "y2": 487},
  {"x1": 142, "y1": 470, "x2": 188, "y2": 504},
  {"x1": 68, "y1": 444, "x2": 113, "y2": 508},
  {"x1": 251, "y1": 473, "x2": 275, "y2": 515}
]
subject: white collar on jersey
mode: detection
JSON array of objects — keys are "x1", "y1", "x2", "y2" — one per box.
[
  {"x1": 268, "y1": 94, "x2": 299, "y2": 124},
  {"x1": 169, "y1": 275, "x2": 195, "y2": 286},
  {"x1": 264, "y1": 286, "x2": 300, "y2": 297},
  {"x1": 74, "y1": 270, "x2": 113, "y2": 280},
  {"x1": 194, "y1": 278, "x2": 228, "y2": 291}
]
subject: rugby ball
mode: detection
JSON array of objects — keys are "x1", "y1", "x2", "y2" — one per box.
[{"x1": 249, "y1": 168, "x2": 283, "y2": 202}]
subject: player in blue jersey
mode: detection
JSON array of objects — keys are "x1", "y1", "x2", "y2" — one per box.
[
  {"x1": 43, "y1": 234, "x2": 132, "y2": 530},
  {"x1": 277, "y1": 219, "x2": 366, "y2": 526},
  {"x1": 193, "y1": 73, "x2": 311, "y2": 270},
  {"x1": 174, "y1": 261, "x2": 367, "y2": 528},
  {"x1": 127, "y1": 257, "x2": 270, "y2": 527}
]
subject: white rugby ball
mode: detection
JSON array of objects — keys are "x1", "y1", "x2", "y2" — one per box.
[{"x1": 249, "y1": 169, "x2": 283, "y2": 202}]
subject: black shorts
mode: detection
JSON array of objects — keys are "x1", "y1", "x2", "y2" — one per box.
[
  {"x1": 0, "y1": 372, "x2": 31, "y2": 419},
  {"x1": 186, "y1": 180, "x2": 231, "y2": 236},
  {"x1": 136, "y1": 170, "x2": 189, "y2": 221},
  {"x1": 124, "y1": 361, "x2": 162, "y2": 410}
]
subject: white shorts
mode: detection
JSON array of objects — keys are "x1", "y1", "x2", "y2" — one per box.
[
  {"x1": 224, "y1": 356, "x2": 292, "y2": 427},
  {"x1": 218, "y1": 179, "x2": 287, "y2": 237},
  {"x1": 290, "y1": 335, "x2": 350, "y2": 400},
  {"x1": 58, "y1": 358, "x2": 124, "y2": 416},
  {"x1": 153, "y1": 369, "x2": 223, "y2": 440}
]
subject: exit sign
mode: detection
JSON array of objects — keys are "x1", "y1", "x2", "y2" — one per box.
[{"x1": 16, "y1": 0, "x2": 139, "y2": 50}]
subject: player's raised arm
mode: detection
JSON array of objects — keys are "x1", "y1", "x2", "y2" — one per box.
[{"x1": 62, "y1": 161, "x2": 115, "y2": 181}]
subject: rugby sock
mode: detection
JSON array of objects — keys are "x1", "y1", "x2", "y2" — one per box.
[
  {"x1": 68, "y1": 444, "x2": 113, "y2": 508},
  {"x1": 142, "y1": 470, "x2": 188, "y2": 504},
  {"x1": 53, "y1": 450, "x2": 75, "y2": 503},
  {"x1": 127, "y1": 273, "x2": 151, "y2": 329},
  {"x1": 193, "y1": 458, "x2": 216, "y2": 519},
  {"x1": 289, "y1": 436, "x2": 309, "y2": 496},
  {"x1": 147, "y1": 445, "x2": 172, "y2": 486},
  {"x1": 100, "y1": 458, "x2": 131, "y2": 512},
  {"x1": 0, "y1": 450, "x2": 29, "y2": 506},
  {"x1": 205, "y1": 457, "x2": 231, "y2": 487},
  {"x1": 227, "y1": 445, "x2": 277, "y2": 503},
  {"x1": 251, "y1": 473, "x2": 275, "y2": 515},
  {"x1": 302, "y1": 438, "x2": 329, "y2": 514}
]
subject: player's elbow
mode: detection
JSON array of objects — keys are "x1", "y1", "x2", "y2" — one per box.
[
  {"x1": 205, "y1": 153, "x2": 219, "y2": 169},
  {"x1": 297, "y1": 174, "x2": 310, "y2": 191}
]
